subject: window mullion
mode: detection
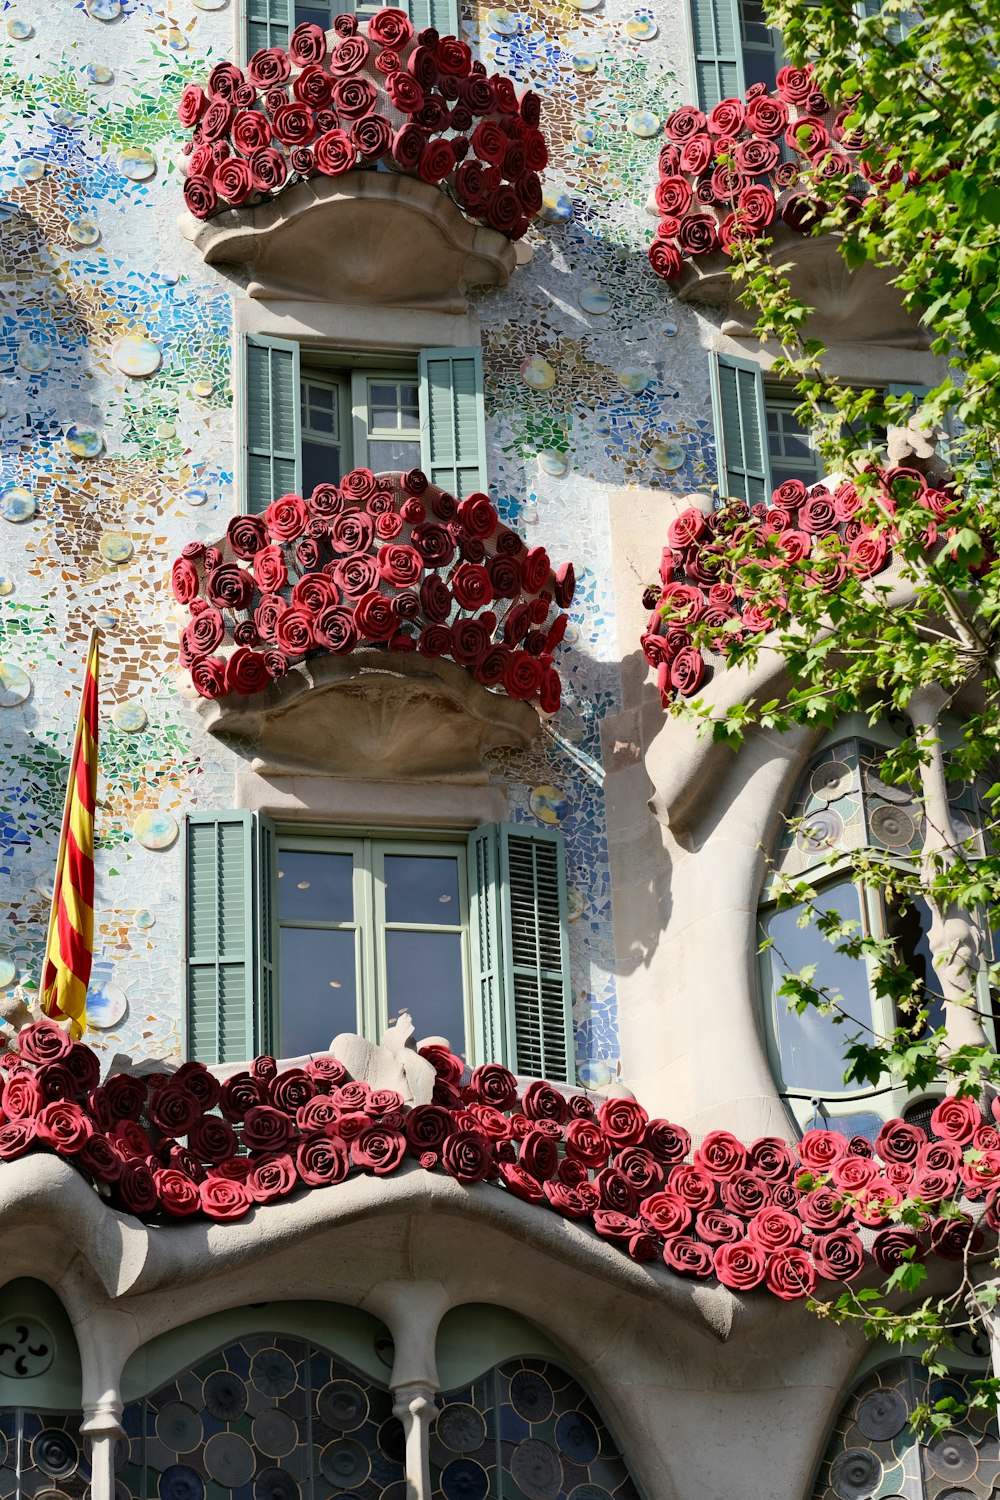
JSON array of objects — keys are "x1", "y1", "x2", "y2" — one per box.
[
  {"x1": 351, "y1": 370, "x2": 370, "y2": 472},
  {"x1": 362, "y1": 839, "x2": 383, "y2": 1042}
]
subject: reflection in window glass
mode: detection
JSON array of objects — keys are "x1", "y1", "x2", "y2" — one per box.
[
  {"x1": 883, "y1": 892, "x2": 944, "y2": 1035},
  {"x1": 277, "y1": 850, "x2": 354, "y2": 924},
  {"x1": 766, "y1": 880, "x2": 875, "y2": 1093},
  {"x1": 279, "y1": 927, "x2": 358, "y2": 1055},
  {"x1": 385, "y1": 931, "x2": 466, "y2": 1051},
  {"x1": 384, "y1": 855, "x2": 460, "y2": 925}
]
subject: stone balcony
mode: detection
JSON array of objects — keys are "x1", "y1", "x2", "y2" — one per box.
[
  {"x1": 176, "y1": 15, "x2": 545, "y2": 311},
  {"x1": 646, "y1": 69, "x2": 927, "y2": 347},
  {"x1": 170, "y1": 469, "x2": 575, "y2": 780}
]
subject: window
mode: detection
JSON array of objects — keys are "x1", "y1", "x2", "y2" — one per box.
[
  {"x1": 711, "y1": 354, "x2": 933, "y2": 504},
  {"x1": 813, "y1": 1355, "x2": 998, "y2": 1500},
  {"x1": 245, "y1": 338, "x2": 487, "y2": 514},
  {"x1": 759, "y1": 729, "x2": 993, "y2": 1132},
  {"x1": 185, "y1": 814, "x2": 573, "y2": 1080},
  {"x1": 688, "y1": 0, "x2": 782, "y2": 111},
  {"x1": 245, "y1": 0, "x2": 460, "y2": 60}
]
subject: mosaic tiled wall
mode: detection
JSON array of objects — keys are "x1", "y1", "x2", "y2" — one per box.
[{"x1": 0, "y1": 0, "x2": 717, "y2": 1080}]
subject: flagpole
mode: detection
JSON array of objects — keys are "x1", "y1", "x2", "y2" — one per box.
[{"x1": 41, "y1": 625, "x2": 99, "y2": 1024}]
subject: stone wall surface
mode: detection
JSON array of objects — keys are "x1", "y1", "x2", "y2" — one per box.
[{"x1": 0, "y1": 0, "x2": 720, "y2": 1089}]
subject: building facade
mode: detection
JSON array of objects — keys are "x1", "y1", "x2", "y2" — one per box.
[{"x1": 0, "y1": 0, "x2": 995, "y2": 1498}]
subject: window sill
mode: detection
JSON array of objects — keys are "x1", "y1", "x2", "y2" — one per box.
[
  {"x1": 188, "y1": 648, "x2": 541, "y2": 783},
  {"x1": 178, "y1": 172, "x2": 527, "y2": 315},
  {"x1": 671, "y1": 227, "x2": 930, "y2": 349}
]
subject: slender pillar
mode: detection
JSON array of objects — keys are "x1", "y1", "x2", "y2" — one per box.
[
  {"x1": 906, "y1": 687, "x2": 990, "y2": 1060},
  {"x1": 393, "y1": 1382, "x2": 437, "y2": 1500},
  {"x1": 80, "y1": 1401, "x2": 125, "y2": 1500}
]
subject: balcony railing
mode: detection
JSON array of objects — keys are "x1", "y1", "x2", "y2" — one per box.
[
  {"x1": 171, "y1": 469, "x2": 575, "y2": 719},
  {"x1": 178, "y1": 15, "x2": 545, "y2": 242},
  {"x1": 642, "y1": 468, "x2": 949, "y2": 704},
  {"x1": 645, "y1": 68, "x2": 925, "y2": 344}
]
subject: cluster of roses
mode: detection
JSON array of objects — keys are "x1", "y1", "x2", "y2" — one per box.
[
  {"x1": 1, "y1": 1022, "x2": 997, "y2": 1298},
  {"x1": 178, "y1": 11, "x2": 546, "y2": 240},
  {"x1": 641, "y1": 469, "x2": 956, "y2": 703},
  {"x1": 647, "y1": 63, "x2": 878, "y2": 281},
  {"x1": 170, "y1": 469, "x2": 574, "y2": 713}
]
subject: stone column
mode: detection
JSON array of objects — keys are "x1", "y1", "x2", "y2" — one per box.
[
  {"x1": 366, "y1": 1280, "x2": 450, "y2": 1500},
  {"x1": 80, "y1": 1402, "x2": 125, "y2": 1500},
  {"x1": 392, "y1": 1383, "x2": 437, "y2": 1500},
  {"x1": 906, "y1": 686, "x2": 989, "y2": 1059}
]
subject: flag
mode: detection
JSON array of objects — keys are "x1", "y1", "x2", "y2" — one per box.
[{"x1": 41, "y1": 630, "x2": 99, "y2": 1038}]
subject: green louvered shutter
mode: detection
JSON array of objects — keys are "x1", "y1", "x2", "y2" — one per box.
[
  {"x1": 256, "y1": 814, "x2": 277, "y2": 1056},
  {"x1": 245, "y1": 0, "x2": 291, "y2": 58},
  {"x1": 185, "y1": 812, "x2": 274, "y2": 1064},
  {"x1": 710, "y1": 352, "x2": 771, "y2": 505},
  {"x1": 467, "y1": 825, "x2": 508, "y2": 1068},
  {"x1": 245, "y1": 336, "x2": 301, "y2": 516},
  {"x1": 419, "y1": 346, "x2": 487, "y2": 497},
  {"x1": 499, "y1": 825, "x2": 573, "y2": 1084},
  {"x1": 688, "y1": 0, "x2": 744, "y2": 111},
  {"x1": 405, "y1": 0, "x2": 459, "y2": 31}
]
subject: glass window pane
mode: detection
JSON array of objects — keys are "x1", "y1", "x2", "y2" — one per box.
[
  {"x1": 304, "y1": 407, "x2": 335, "y2": 435},
  {"x1": 385, "y1": 931, "x2": 466, "y2": 1055},
  {"x1": 370, "y1": 384, "x2": 397, "y2": 406},
  {"x1": 277, "y1": 849, "x2": 354, "y2": 923},
  {"x1": 279, "y1": 928, "x2": 358, "y2": 1055},
  {"x1": 367, "y1": 438, "x2": 420, "y2": 472},
  {"x1": 766, "y1": 881, "x2": 875, "y2": 1093},
  {"x1": 303, "y1": 438, "x2": 342, "y2": 491},
  {"x1": 883, "y1": 893, "x2": 944, "y2": 1035},
  {"x1": 384, "y1": 854, "x2": 460, "y2": 924},
  {"x1": 295, "y1": 3, "x2": 331, "y2": 25}
]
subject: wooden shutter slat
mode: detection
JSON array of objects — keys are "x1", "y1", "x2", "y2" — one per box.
[
  {"x1": 419, "y1": 346, "x2": 487, "y2": 497},
  {"x1": 467, "y1": 825, "x2": 509, "y2": 1066},
  {"x1": 245, "y1": 0, "x2": 290, "y2": 58},
  {"x1": 710, "y1": 351, "x2": 771, "y2": 505},
  {"x1": 688, "y1": 0, "x2": 744, "y2": 110},
  {"x1": 499, "y1": 825, "x2": 572, "y2": 1083},
  {"x1": 245, "y1": 336, "x2": 301, "y2": 516}
]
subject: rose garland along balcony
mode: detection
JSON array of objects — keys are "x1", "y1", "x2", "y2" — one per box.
[
  {"x1": 171, "y1": 469, "x2": 574, "y2": 759},
  {"x1": 646, "y1": 66, "x2": 925, "y2": 345},
  {"x1": 2, "y1": 1018, "x2": 998, "y2": 1300},
  {"x1": 177, "y1": 13, "x2": 546, "y2": 308},
  {"x1": 642, "y1": 469, "x2": 957, "y2": 705}
]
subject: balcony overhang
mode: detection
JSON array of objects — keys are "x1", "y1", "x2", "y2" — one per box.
[
  {"x1": 179, "y1": 171, "x2": 522, "y2": 313},
  {"x1": 193, "y1": 647, "x2": 540, "y2": 782}
]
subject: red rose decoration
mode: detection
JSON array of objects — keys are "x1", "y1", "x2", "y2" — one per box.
[
  {"x1": 274, "y1": 607, "x2": 316, "y2": 657},
  {"x1": 875, "y1": 1118, "x2": 924, "y2": 1165},
  {"x1": 368, "y1": 6, "x2": 413, "y2": 46},
  {"x1": 775, "y1": 64, "x2": 813, "y2": 104},
  {"x1": 35, "y1": 1101, "x2": 93, "y2": 1154},
  {"x1": 352, "y1": 115, "x2": 393, "y2": 159},
  {"x1": 663, "y1": 104, "x2": 707, "y2": 143},
  {"x1": 353, "y1": 590, "x2": 397, "y2": 642},
  {"x1": 766, "y1": 1247, "x2": 816, "y2": 1300},
  {"x1": 872, "y1": 1226, "x2": 922, "y2": 1271},
  {"x1": 442, "y1": 1128, "x2": 493, "y2": 1184},
  {"x1": 0, "y1": 1118, "x2": 36, "y2": 1159},
  {"x1": 289, "y1": 20, "x2": 327, "y2": 66},
  {"x1": 662, "y1": 1235, "x2": 714, "y2": 1278},
  {"x1": 247, "y1": 47, "x2": 291, "y2": 87},
  {"x1": 713, "y1": 1239, "x2": 766, "y2": 1290},
  {"x1": 811, "y1": 1228, "x2": 864, "y2": 1282},
  {"x1": 178, "y1": 84, "x2": 208, "y2": 128},
  {"x1": 314, "y1": 129, "x2": 357, "y2": 175},
  {"x1": 930, "y1": 1094, "x2": 981, "y2": 1144},
  {"x1": 352, "y1": 1125, "x2": 407, "y2": 1175},
  {"x1": 199, "y1": 1176, "x2": 252, "y2": 1221},
  {"x1": 155, "y1": 1168, "x2": 201, "y2": 1216},
  {"x1": 640, "y1": 1191, "x2": 691, "y2": 1236}
]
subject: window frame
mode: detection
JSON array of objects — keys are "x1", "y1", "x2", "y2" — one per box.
[
  {"x1": 758, "y1": 725, "x2": 998, "y2": 1133},
  {"x1": 273, "y1": 826, "x2": 472, "y2": 1057}
]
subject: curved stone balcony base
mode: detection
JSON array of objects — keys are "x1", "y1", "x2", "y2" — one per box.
[
  {"x1": 674, "y1": 227, "x2": 929, "y2": 348},
  {"x1": 179, "y1": 172, "x2": 523, "y2": 313},
  {"x1": 194, "y1": 650, "x2": 540, "y2": 782}
]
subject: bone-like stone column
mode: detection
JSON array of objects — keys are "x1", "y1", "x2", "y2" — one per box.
[
  {"x1": 366, "y1": 1279, "x2": 450, "y2": 1500},
  {"x1": 80, "y1": 1402, "x2": 125, "y2": 1500},
  {"x1": 907, "y1": 686, "x2": 989, "y2": 1058}
]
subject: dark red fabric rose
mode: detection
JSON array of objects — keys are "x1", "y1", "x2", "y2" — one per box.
[
  {"x1": 289, "y1": 20, "x2": 327, "y2": 66},
  {"x1": 811, "y1": 1228, "x2": 864, "y2": 1282},
  {"x1": 247, "y1": 47, "x2": 291, "y2": 87},
  {"x1": 199, "y1": 1176, "x2": 252, "y2": 1220},
  {"x1": 499, "y1": 1161, "x2": 545, "y2": 1202},
  {"x1": 352, "y1": 114, "x2": 393, "y2": 159},
  {"x1": 18, "y1": 1021, "x2": 72, "y2": 1066},
  {"x1": 314, "y1": 129, "x2": 357, "y2": 175},
  {"x1": 35, "y1": 1101, "x2": 93, "y2": 1154},
  {"x1": 206, "y1": 564, "x2": 254, "y2": 611},
  {"x1": 207, "y1": 61, "x2": 244, "y2": 100},
  {"x1": 872, "y1": 1226, "x2": 923, "y2": 1271},
  {"x1": 930, "y1": 1095, "x2": 981, "y2": 1144},
  {"x1": 766, "y1": 1247, "x2": 816, "y2": 1299},
  {"x1": 468, "y1": 1063, "x2": 517, "y2": 1110},
  {"x1": 775, "y1": 64, "x2": 813, "y2": 104},
  {"x1": 155, "y1": 1168, "x2": 201, "y2": 1216},
  {"x1": 79, "y1": 1133, "x2": 123, "y2": 1181},
  {"x1": 442, "y1": 1128, "x2": 492, "y2": 1184},
  {"x1": 294, "y1": 1131, "x2": 348, "y2": 1186},
  {"x1": 714, "y1": 1238, "x2": 766, "y2": 1290},
  {"x1": 189, "y1": 1113, "x2": 238, "y2": 1163},
  {"x1": 663, "y1": 104, "x2": 707, "y2": 143},
  {"x1": 875, "y1": 1119, "x2": 924, "y2": 1164},
  {"x1": 662, "y1": 1235, "x2": 714, "y2": 1278},
  {"x1": 0, "y1": 1118, "x2": 36, "y2": 1159},
  {"x1": 350, "y1": 1125, "x2": 406, "y2": 1175},
  {"x1": 667, "y1": 1162, "x2": 716, "y2": 1210},
  {"x1": 242, "y1": 1104, "x2": 295, "y2": 1152}
]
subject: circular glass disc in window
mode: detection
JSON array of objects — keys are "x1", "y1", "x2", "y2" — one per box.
[
  {"x1": 863, "y1": 763, "x2": 912, "y2": 804},
  {"x1": 250, "y1": 1347, "x2": 296, "y2": 1398},
  {"x1": 795, "y1": 809, "x2": 843, "y2": 852},
  {"x1": 204, "y1": 1432, "x2": 255, "y2": 1487},
  {"x1": 925, "y1": 1433, "x2": 977, "y2": 1481},
  {"x1": 510, "y1": 1369, "x2": 554, "y2": 1422},
  {"x1": 856, "y1": 1389, "x2": 907, "y2": 1441},
  {"x1": 436, "y1": 1404, "x2": 486, "y2": 1454},
  {"x1": 320, "y1": 1439, "x2": 370, "y2": 1488},
  {"x1": 254, "y1": 1469, "x2": 300, "y2": 1500},
  {"x1": 317, "y1": 1381, "x2": 368, "y2": 1432},
  {"x1": 156, "y1": 1403, "x2": 203, "y2": 1453},
  {"x1": 32, "y1": 1430, "x2": 78, "y2": 1480},
  {"x1": 830, "y1": 1448, "x2": 882, "y2": 1500},
  {"x1": 869, "y1": 804, "x2": 916, "y2": 849},
  {"x1": 509, "y1": 1439, "x2": 562, "y2": 1500},
  {"x1": 810, "y1": 759, "x2": 853, "y2": 802}
]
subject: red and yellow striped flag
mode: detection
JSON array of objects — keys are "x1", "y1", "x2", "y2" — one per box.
[{"x1": 41, "y1": 630, "x2": 99, "y2": 1038}]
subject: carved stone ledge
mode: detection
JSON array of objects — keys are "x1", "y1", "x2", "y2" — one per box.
[
  {"x1": 194, "y1": 650, "x2": 540, "y2": 782},
  {"x1": 674, "y1": 226, "x2": 929, "y2": 348},
  {"x1": 178, "y1": 171, "x2": 521, "y2": 313}
]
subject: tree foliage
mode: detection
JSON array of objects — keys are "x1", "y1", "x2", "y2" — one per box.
[{"x1": 665, "y1": 0, "x2": 1000, "y2": 1378}]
